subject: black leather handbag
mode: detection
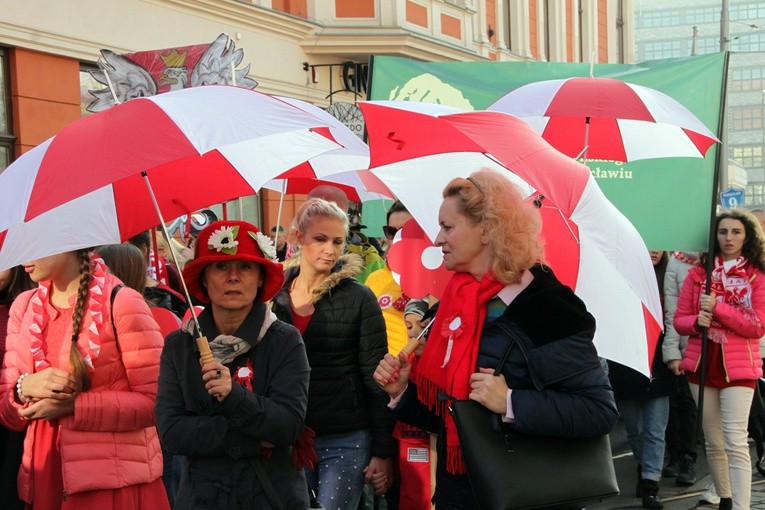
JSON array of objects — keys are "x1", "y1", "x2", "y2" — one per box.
[{"x1": 450, "y1": 338, "x2": 619, "y2": 510}]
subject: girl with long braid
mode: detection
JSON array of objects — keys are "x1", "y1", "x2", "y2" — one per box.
[{"x1": 0, "y1": 249, "x2": 169, "y2": 510}]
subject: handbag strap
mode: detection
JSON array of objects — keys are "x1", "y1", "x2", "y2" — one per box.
[
  {"x1": 249, "y1": 458, "x2": 285, "y2": 510},
  {"x1": 492, "y1": 338, "x2": 515, "y2": 376},
  {"x1": 109, "y1": 284, "x2": 125, "y2": 352}
]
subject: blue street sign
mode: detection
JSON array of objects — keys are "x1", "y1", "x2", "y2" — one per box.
[{"x1": 720, "y1": 187, "x2": 745, "y2": 209}]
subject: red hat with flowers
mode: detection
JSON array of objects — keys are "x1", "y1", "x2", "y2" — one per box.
[{"x1": 183, "y1": 220, "x2": 284, "y2": 303}]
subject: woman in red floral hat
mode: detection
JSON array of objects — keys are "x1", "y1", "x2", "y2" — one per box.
[
  {"x1": 373, "y1": 168, "x2": 619, "y2": 509},
  {"x1": 155, "y1": 220, "x2": 311, "y2": 510}
]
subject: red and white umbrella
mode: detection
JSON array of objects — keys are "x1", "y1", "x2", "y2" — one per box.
[
  {"x1": 359, "y1": 100, "x2": 662, "y2": 376},
  {"x1": 386, "y1": 218, "x2": 450, "y2": 300},
  {"x1": 488, "y1": 77, "x2": 719, "y2": 162},
  {"x1": 261, "y1": 172, "x2": 393, "y2": 203},
  {"x1": 0, "y1": 86, "x2": 357, "y2": 269}
]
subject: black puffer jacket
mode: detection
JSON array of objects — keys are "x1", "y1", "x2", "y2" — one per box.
[{"x1": 272, "y1": 254, "x2": 396, "y2": 459}]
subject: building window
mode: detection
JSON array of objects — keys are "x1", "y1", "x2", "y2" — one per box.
[
  {"x1": 730, "y1": 105, "x2": 764, "y2": 130},
  {"x1": 732, "y1": 145, "x2": 764, "y2": 171},
  {"x1": 748, "y1": 183, "x2": 765, "y2": 207},
  {"x1": 637, "y1": 9, "x2": 680, "y2": 28},
  {"x1": 685, "y1": 6, "x2": 719, "y2": 24},
  {"x1": 732, "y1": 34, "x2": 765, "y2": 53},
  {"x1": 0, "y1": 48, "x2": 13, "y2": 172},
  {"x1": 730, "y1": 67, "x2": 765, "y2": 91},
  {"x1": 638, "y1": 40, "x2": 684, "y2": 60},
  {"x1": 730, "y1": 2, "x2": 765, "y2": 20},
  {"x1": 80, "y1": 64, "x2": 108, "y2": 116},
  {"x1": 696, "y1": 37, "x2": 720, "y2": 55}
]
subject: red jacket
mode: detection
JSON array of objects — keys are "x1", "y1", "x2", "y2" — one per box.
[
  {"x1": 0, "y1": 275, "x2": 164, "y2": 499},
  {"x1": 676, "y1": 264, "x2": 765, "y2": 382}
]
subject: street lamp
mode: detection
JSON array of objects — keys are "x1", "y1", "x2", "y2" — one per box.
[{"x1": 762, "y1": 89, "x2": 765, "y2": 205}]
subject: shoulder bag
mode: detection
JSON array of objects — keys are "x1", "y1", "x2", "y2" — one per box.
[{"x1": 450, "y1": 334, "x2": 619, "y2": 510}]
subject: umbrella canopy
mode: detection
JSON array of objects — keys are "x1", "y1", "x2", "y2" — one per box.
[
  {"x1": 0, "y1": 86, "x2": 358, "y2": 270},
  {"x1": 386, "y1": 218, "x2": 450, "y2": 300},
  {"x1": 261, "y1": 172, "x2": 392, "y2": 203},
  {"x1": 359, "y1": 100, "x2": 662, "y2": 376},
  {"x1": 488, "y1": 77, "x2": 719, "y2": 162}
]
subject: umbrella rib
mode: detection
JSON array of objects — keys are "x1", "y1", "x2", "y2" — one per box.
[
  {"x1": 542, "y1": 205, "x2": 580, "y2": 244},
  {"x1": 141, "y1": 172, "x2": 205, "y2": 336}
]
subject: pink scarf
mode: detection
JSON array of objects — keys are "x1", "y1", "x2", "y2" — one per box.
[{"x1": 28, "y1": 254, "x2": 108, "y2": 372}]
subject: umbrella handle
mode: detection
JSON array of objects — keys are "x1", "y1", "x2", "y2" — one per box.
[
  {"x1": 196, "y1": 335, "x2": 214, "y2": 365},
  {"x1": 376, "y1": 322, "x2": 433, "y2": 387},
  {"x1": 376, "y1": 338, "x2": 419, "y2": 389}
]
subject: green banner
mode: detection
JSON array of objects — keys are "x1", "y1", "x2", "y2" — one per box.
[{"x1": 368, "y1": 54, "x2": 726, "y2": 251}]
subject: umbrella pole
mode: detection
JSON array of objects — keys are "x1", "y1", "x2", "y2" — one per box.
[
  {"x1": 695, "y1": 50, "x2": 731, "y2": 449},
  {"x1": 581, "y1": 116, "x2": 591, "y2": 164},
  {"x1": 150, "y1": 228, "x2": 161, "y2": 283},
  {"x1": 273, "y1": 180, "x2": 288, "y2": 254},
  {"x1": 140, "y1": 171, "x2": 213, "y2": 365}
]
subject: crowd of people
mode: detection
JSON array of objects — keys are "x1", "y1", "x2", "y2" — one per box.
[{"x1": 0, "y1": 173, "x2": 764, "y2": 510}]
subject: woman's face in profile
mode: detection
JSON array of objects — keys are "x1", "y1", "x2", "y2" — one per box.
[
  {"x1": 0, "y1": 268, "x2": 10, "y2": 292},
  {"x1": 22, "y1": 252, "x2": 77, "y2": 284},
  {"x1": 435, "y1": 196, "x2": 488, "y2": 274}
]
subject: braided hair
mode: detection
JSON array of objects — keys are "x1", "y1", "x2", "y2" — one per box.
[{"x1": 69, "y1": 249, "x2": 93, "y2": 391}]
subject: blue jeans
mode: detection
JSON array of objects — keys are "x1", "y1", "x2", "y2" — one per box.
[
  {"x1": 306, "y1": 429, "x2": 371, "y2": 510},
  {"x1": 618, "y1": 397, "x2": 670, "y2": 481}
]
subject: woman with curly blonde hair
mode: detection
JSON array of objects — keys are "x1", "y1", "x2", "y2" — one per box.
[
  {"x1": 374, "y1": 168, "x2": 618, "y2": 509},
  {"x1": 675, "y1": 209, "x2": 765, "y2": 510}
]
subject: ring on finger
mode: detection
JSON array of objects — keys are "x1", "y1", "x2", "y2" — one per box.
[{"x1": 215, "y1": 370, "x2": 222, "y2": 379}]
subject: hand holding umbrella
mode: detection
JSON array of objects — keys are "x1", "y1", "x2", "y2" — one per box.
[{"x1": 375, "y1": 320, "x2": 433, "y2": 390}]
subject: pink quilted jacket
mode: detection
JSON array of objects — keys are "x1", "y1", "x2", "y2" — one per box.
[
  {"x1": 676, "y1": 264, "x2": 765, "y2": 381},
  {"x1": 0, "y1": 275, "x2": 164, "y2": 500}
]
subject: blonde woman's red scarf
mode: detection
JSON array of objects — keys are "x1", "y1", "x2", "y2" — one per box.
[
  {"x1": 28, "y1": 254, "x2": 108, "y2": 372},
  {"x1": 414, "y1": 270, "x2": 504, "y2": 474}
]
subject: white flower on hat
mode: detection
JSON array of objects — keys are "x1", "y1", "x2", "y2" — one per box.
[
  {"x1": 249, "y1": 231, "x2": 277, "y2": 261},
  {"x1": 208, "y1": 226, "x2": 239, "y2": 255}
]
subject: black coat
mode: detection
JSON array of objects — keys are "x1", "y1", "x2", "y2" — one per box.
[
  {"x1": 607, "y1": 334, "x2": 676, "y2": 400},
  {"x1": 393, "y1": 265, "x2": 619, "y2": 508},
  {"x1": 155, "y1": 303, "x2": 310, "y2": 510},
  {"x1": 272, "y1": 254, "x2": 396, "y2": 459}
]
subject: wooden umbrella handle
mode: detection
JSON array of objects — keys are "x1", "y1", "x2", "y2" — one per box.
[
  {"x1": 398, "y1": 337, "x2": 422, "y2": 358},
  {"x1": 196, "y1": 335, "x2": 215, "y2": 365},
  {"x1": 377, "y1": 337, "x2": 421, "y2": 388}
]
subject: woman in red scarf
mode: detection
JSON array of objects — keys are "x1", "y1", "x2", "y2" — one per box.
[
  {"x1": 374, "y1": 169, "x2": 619, "y2": 509},
  {"x1": 675, "y1": 210, "x2": 765, "y2": 510}
]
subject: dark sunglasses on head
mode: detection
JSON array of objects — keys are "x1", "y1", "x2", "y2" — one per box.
[{"x1": 383, "y1": 226, "x2": 399, "y2": 240}]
